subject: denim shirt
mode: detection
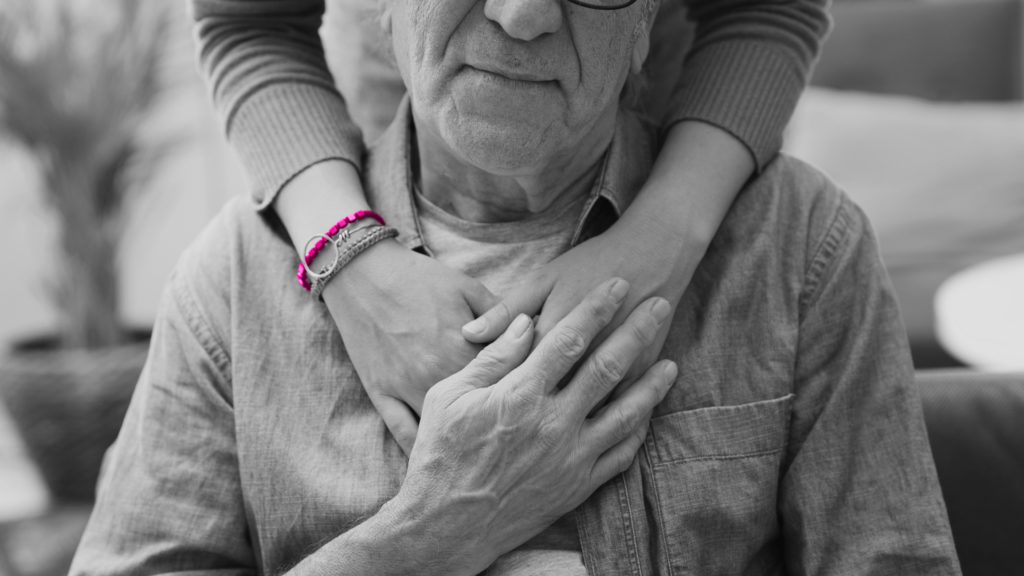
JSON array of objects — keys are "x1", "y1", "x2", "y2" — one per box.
[{"x1": 71, "y1": 104, "x2": 960, "y2": 575}]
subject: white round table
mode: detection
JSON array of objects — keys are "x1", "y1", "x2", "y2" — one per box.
[{"x1": 935, "y1": 253, "x2": 1024, "y2": 371}]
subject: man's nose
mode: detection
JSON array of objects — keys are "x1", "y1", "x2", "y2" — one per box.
[{"x1": 483, "y1": 0, "x2": 563, "y2": 41}]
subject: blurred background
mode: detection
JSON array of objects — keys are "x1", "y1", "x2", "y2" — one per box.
[{"x1": 0, "y1": 0, "x2": 1021, "y2": 574}]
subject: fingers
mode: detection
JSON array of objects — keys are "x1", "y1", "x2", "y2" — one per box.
[
  {"x1": 375, "y1": 394, "x2": 420, "y2": 456},
  {"x1": 462, "y1": 277, "x2": 552, "y2": 343},
  {"x1": 590, "y1": 418, "x2": 650, "y2": 487},
  {"x1": 453, "y1": 314, "x2": 535, "y2": 389},
  {"x1": 461, "y1": 279, "x2": 501, "y2": 319},
  {"x1": 511, "y1": 278, "x2": 630, "y2": 394},
  {"x1": 587, "y1": 360, "x2": 677, "y2": 482},
  {"x1": 561, "y1": 296, "x2": 672, "y2": 415}
]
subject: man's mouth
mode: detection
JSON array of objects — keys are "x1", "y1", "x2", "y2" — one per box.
[{"x1": 464, "y1": 64, "x2": 557, "y2": 87}]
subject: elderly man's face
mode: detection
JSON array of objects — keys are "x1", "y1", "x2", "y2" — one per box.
[{"x1": 387, "y1": 0, "x2": 650, "y2": 176}]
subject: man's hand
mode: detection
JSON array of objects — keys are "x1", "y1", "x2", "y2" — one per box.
[
  {"x1": 461, "y1": 215, "x2": 693, "y2": 385},
  {"x1": 323, "y1": 239, "x2": 498, "y2": 454},
  {"x1": 392, "y1": 278, "x2": 677, "y2": 575}
]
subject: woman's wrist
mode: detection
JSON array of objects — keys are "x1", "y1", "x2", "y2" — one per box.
[
  {"x1": 274, "y1": 159, "x2": 372, "y2": 255},
  {"x1": 320, "y1": 236, "x2": 405, "y2": 301}
]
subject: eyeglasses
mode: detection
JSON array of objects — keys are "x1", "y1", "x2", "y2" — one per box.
[{"x1": 566, "y1": 0, "x2": 639, "y2": 10}]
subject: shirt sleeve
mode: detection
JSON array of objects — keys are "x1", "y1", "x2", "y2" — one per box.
[
  {"x1": 779, "y1": 193, "x2": 962, "y2": 574},
  {"x1": 69, "y1": 269, "x2": 255, "y2": 575},
  {"x1": 667, "y1": 0, "x2": 831, "y2": 170},
  {"x1": 190, "y1": 0, "x2": 364, "y2": 210}
]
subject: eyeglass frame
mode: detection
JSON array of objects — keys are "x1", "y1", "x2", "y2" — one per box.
[{"x1": 565, "y1": 0, "x2": 640, "y2": 11}]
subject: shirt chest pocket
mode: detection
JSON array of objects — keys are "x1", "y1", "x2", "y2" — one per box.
[{"x1": 642, "y1": 395, "x2": 794, "y2": 576}]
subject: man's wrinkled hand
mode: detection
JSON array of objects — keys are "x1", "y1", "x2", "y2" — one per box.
[
  {"x1": 395, "y1": 278, "x2": 677, "y2": 575},
  {"x1": 462, "y1": 217, "x2": 697, "y2": 385},
  {"x1": 323, "y1": 239, "x2": 498, "y2": 454}
]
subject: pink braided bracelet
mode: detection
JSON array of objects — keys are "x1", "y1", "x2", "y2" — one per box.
[{"x1": 295, "y1": 210, "x2": 386, "y2": 292}]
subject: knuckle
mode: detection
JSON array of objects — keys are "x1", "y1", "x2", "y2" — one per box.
[
  {"x1": 552, "y1": 327, "x2": 588, "y2": 360},
  {"x1": 628, "y1": 317, "x2": 655, "y2": 345},
  {"x1": 505, "y1": 381, "x2": 534, "y2": 407},
  {"x1": 536, "y1": 411, "x2": 564, "y2": 444},
  {"x1": 589, "y1": 297, "x2": 618, "y2": 324},
  {"x1": 474, "y1": 348, "x2": 505, "y2": 372},
  {"x1": 611, "y1": 407, "x2": 635, "y2": 439},
  {"x1": 591, "y1": 352, "x2": 626, "y2": 384},
  {"x1": 422, "y1": 382, "x2": 448, "y2": 407}
]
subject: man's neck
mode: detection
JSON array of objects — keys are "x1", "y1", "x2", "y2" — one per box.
[{"x1": 413, "y1": 108, "x2": 616, "y2": 224}]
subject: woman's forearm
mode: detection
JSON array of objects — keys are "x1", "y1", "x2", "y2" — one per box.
[
  {"x1": 620, "y1": 120, "x2": 754, "y2": 260},
  {"x1": 274, "y1": 159, "x2": 372, "y2": 255}
]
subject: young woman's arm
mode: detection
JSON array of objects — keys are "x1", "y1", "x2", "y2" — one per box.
[{"x1": 464, "y1": 0, "x2": 832, "y2": 375}]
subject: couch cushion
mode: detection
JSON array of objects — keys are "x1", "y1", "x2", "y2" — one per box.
[
  {"x1": 917, "y1": 370, "x2": 1024, "y2": 575},
  {"x1": 786, "y1": 89, "x2": 1024, "y2": 366}
]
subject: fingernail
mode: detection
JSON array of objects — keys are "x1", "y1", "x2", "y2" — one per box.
[
  {"x1": 608, "y1": 278, "x2": 629, "y2": 302},
  {"x1": 463, "y1": 317, "x2": 486, "y2": 336},
  {"x1": 650, "y1": 298, "x2": 671, "y2": 325},
  {"x1": 511, "y1": 314, "x2": 532, "y2": 337},
  {"x1": 662, "y1": 361, "x2": 678, "y2": 382}
]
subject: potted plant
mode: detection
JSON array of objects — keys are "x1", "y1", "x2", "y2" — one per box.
[{"x1": 0, "y1": 0, "x2": 172, "y2": 501}]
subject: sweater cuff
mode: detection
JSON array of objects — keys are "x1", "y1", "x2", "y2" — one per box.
[
  {"x1": 227, "y1": 83, "x2": 365, "y2": 210},
  {"x1": 664, "y1": 42, "x2": 807, "y2": 172}
]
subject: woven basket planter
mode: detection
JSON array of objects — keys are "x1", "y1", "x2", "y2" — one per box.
[{"x1": 0, "y1": 331, "x2": 149, "y2": 502}]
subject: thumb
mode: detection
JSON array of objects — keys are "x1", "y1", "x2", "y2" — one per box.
[
  {"x1": 462, "y1": 278, "x2": 552, "y2": 343},
  {"x1": 373, "y1": 394, "x2": 419, "y2": 456}
]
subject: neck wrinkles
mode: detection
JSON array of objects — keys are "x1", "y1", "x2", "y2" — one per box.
[{"x1": 413, "y1": 107, "x2": 617, "y2": 224}]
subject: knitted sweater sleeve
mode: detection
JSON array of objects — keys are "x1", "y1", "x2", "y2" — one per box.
[
  {"x1": 191, "y1": 0, "x2": 830, "y2": 208},
  {"x1": 672, "y1": 0, "x2": 832, "y2": 170},
  {"x1": 190, "y1": 0, "x2": 362, "y2": 210}
]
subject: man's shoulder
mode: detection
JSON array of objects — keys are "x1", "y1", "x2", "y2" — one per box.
[
  {"x1": 729, "y1": 154, "x2": 869, "y2": 279},
  {"x1": 167, "y1": 196, "x2": 293, "y2": 342},
  {"x1": 744, "y1": 154, "x2": 850, "y2": 231},
  {"x1": 175, "y1": 195, "x2": 282, "y2": 281}
]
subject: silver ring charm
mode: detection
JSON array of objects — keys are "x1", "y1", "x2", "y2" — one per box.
[{"x1": 301, "y1": 234, "x2": 341, "y2": 280}]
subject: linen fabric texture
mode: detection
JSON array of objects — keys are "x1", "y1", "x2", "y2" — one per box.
[{"x1": 71, "y1": 104, "x2": 960, "y2": 575}]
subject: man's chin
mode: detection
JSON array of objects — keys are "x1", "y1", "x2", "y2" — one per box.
[{"x1": 441, "y1": 117, "x2": 559, "y2": 176}]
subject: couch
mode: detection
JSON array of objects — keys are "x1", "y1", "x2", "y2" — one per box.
[
  {"x1": 793, "y1": 0, "x2": 1024, "y2": 368},
  {"x1": 918, "y1": 370, "x2": 1024, "y2": 575}
]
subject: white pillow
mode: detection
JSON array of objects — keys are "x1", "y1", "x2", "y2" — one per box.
[{"x1": 784, "y1": 88, "x2": 1024, "y2": 346}]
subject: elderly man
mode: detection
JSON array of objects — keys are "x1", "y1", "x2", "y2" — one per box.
[{"x1": 71, "y1": 0, "x2": 960, "y2": 573}]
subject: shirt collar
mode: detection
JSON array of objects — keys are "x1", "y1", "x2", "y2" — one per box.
[{"x1": 363, "y1": 96, "x2": 655, "y2": 252}]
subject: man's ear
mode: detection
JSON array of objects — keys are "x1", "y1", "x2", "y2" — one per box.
[{"x1": 630, "y1": 24, "x2": 650, "y2": 76}]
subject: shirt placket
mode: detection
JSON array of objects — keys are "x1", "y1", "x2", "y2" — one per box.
[{"x1": 577, "y1": 458, "x2": 652, "y2": 576}]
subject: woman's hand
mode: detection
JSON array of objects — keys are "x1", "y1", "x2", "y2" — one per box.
[
  {"x1": 462, "y1": 121, "x2": 754, "y2": 383},
  {"x1": 393, "y1": 279, "x2": 677, "y2": 575},
  {"x1": 322, "y1": 239, "x2": 498, "y2": 454},
  {"x1": 462, "y1": 213, "x2": 700, "y2": 385}
]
